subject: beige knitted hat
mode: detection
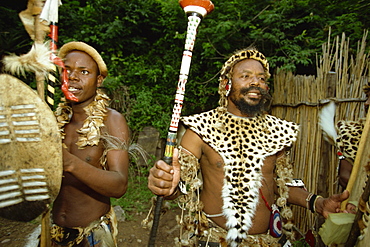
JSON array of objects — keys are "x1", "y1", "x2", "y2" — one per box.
[{"x1": 59, "y1": 41, "x2": 108, "y2": 77}]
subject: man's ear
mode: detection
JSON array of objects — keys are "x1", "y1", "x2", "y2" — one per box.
[{"x1": 97, "y1": 75, "x2": 104, "y2": 87}]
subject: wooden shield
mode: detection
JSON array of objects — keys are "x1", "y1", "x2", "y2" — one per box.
[{"x1": 0, "y1": 74, "x2": 62, "y2": 221}]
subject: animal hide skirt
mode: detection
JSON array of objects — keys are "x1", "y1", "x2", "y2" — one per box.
[
  {"x1": 197, "y1": 212, "x2": 281, "y2": 247},
  {"x1": 50, "y1": 206, "x2": 117, "y2": 247}
]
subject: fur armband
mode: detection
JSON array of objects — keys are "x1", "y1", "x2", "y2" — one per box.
[
  {"x1": 176, "y1": 146, "x2": 201, "y2": 202},
  {"x1": 174, "y1": 146, "x2": 205, "y2": 246},
  {"x1": 275, "y1": 150, "x2": 295, "y2": 235}
]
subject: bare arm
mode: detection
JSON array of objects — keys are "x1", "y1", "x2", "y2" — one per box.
[
  {"x1": 288, "y1": 186, "x2": 350, "y2": 218},
  {"x1": 338, "y1": 159, "x2": 353, "y2": 188}
]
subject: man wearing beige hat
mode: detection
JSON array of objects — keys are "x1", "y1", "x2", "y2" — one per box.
[{"x1": 51, "y1": 41, "x2": 130, "y2": 247}]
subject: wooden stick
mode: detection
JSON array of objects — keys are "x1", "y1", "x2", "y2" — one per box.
[
  {"x1": 341, "y1": 102, "x2": 370, "y2": 210},
  {"x1": 40, "y1": 207, "x2": 51, "y2": 247},
  {"x1": 345, "y1": 176, "x2": 370, "y2": 246}
]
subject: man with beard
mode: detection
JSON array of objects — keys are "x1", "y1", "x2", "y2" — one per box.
[{"x1": 147, "y1": 47, "x2": 349, "y2": 247}]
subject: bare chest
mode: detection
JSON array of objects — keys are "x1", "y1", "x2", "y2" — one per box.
[{"x1": 63, "y1": 123, "x2": 104, "y2": 167}]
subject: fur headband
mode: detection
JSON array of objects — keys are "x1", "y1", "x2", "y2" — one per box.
[{"x1": 219, "y1": 48, "x2": 270, "y2": 81}]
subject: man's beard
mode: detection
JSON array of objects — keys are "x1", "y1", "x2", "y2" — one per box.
[{"x1": 230, "y1": 86, "x2": 272, "y2": 116}]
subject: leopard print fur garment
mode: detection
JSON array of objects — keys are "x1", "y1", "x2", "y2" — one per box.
[
  {"x1": 181, "y1": 108, "x2": 299, "y2": 246},
  {"x1": 336, "y1": 120, "x2": 364, "y2": 162}
]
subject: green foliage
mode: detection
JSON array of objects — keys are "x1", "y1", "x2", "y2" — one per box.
[
  {"x1": 111, "y1": 159, "x2": 153, "y2": 217},
  {"x1": 111, "y1": 175, "x2": 153, "y2": 218},
  {"x1": 0, "y1": 6, "x2": 33, "y2": 84},
  {"x1": 1, "y1": 0, "x2": 369, "y2": 138},
  {"x1": 129, "y1": 85, "x2": 173, "y2": 137},
  {"x1": 292, "y1": 238, "x2": 310, "y2": 247},
  {"x1": 111, "y1": 154, "x2": 178, "y2": 218},
  {"x1": 0, "y1": 6, "x2": 31, "y2": 53}
]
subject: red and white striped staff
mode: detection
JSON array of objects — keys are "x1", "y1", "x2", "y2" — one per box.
[
  {"x1": 148, "y1": 1, "x2": 214, "y2": 246},
  {"x1": 41, "y1": 0, "x2": 78, "y2": 103}
]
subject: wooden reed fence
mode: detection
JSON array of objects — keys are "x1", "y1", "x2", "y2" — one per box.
[{"x1": 271, "y1": 30, "x2": 369, "y2": 238}]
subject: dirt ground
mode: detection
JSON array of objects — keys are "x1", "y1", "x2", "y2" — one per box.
[{"x1": 0, "y1": 207, "x2": 181, "y2": 247}]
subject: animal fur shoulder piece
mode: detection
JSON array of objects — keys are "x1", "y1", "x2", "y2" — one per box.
[
  {"x1": 336, "y1": 120, "x2": 364, "y2": 162},
  {"x1": 319, "y1": 101, "x2": 364, "y2": 163},
  {"x1": 181, "y1": 109, "x2": 299, "y2": 246}
]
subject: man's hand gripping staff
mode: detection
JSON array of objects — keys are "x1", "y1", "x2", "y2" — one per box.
[{"x1": 147, "y1": 1, "x2": 214, "y2": 246}]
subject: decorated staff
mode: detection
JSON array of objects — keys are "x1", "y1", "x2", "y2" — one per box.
[
  {"x1": 46, "y1": 24, "x2": 58, "y2": 109},
  {"x1": 40, "y1": 0, "x2": 78, "y2": 104},
  {"x1": 148, "y1": 0, "x2": 214, "y2": 246},
  {"x1": 40, "y1": 0, "x2": 62, "y2": 109}
]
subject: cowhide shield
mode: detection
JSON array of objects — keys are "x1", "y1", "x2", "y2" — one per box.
[{"x1": 0, "y1": 74, "x2": 62, "y2": 221}]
